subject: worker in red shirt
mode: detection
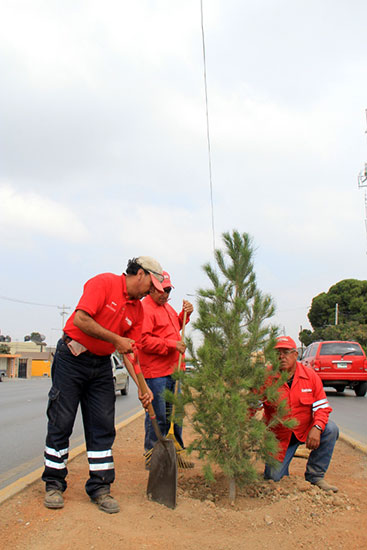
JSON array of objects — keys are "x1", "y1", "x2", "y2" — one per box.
[
  {"x1": 42, "y1": 257, "x2": 163, "y2": 513},
  {"x1": 263, "y1": 336, "x2": 339, "y2": 492},
  {"x1": 138, "y1": 271, "x2": 193, "y2": 463}
]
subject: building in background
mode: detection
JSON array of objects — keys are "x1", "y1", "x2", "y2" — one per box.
[{"x1": 0, "y1": 341, "x2": 55, "y2": 378}]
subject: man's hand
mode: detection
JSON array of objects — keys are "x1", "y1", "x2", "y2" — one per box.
[
  {"x1": 114, "y1": 336, "x2": 135, "y2": 354},
  {"x1": 306, "y1": 426, "x2": 321, "y2": 450},
  {"x1": 176, "y1": 341, "x2": 186, "y2": 354},
  {"x1": 182, "y1": 300, "x2": 194, "y2": 315},
  {"x1": 138, "y1": 386, "x2": 154, "y2": 409}
]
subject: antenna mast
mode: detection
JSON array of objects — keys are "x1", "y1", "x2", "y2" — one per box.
[{"x1": 358, "y1": 109, "x2": 367, "y2": 252}]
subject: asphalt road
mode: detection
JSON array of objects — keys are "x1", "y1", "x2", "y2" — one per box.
[
  {"x1": 326, "y1": 388, "x2": 367, "y2": 445},
  {"x1": 1, "y1": 379, "x2": 366, "y2": 492},
  {"x1": 0, "y1": 377, "x2": 142, "y2": 490}
]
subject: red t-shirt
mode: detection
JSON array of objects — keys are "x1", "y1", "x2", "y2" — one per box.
[
  {"x1": 138, "y1": 294, "x2": 190, "y2": 378},
  {"x1": 64, "y1": 273, "x2": 143, "y2": 356}
]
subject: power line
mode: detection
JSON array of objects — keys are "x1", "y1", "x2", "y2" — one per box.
[
  {"x1": 0, "y1": 295, "x2": 70, "y2": 313},
  {"x1": 200, "y1": 0, "x2": 216, "y2": 253},
  {"x1": 0, "y1": 295, "x2": 60, "y2": 308}
]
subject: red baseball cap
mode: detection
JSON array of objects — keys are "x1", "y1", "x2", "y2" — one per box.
[
  {"x1": 162, "y1": 271, "x2": 174, "y2": 289},
  {"x1": 274, "y1": 336, "x2": 297, "y2": 350}
]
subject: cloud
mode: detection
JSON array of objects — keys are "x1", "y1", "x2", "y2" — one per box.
[
  {"x1": 0, "y1": 183, "x2": 88, "y2": 245},
  {"x1": 79, "y1": 197, "x2": 213, "y2": 266}
]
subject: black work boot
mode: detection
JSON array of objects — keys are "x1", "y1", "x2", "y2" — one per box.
[
  {"x1": 44, "y1": 489, "x2": 64, "y2": 509},
  {"x1": 91, "y1": 493, "x2": 120, "y2": 514}
]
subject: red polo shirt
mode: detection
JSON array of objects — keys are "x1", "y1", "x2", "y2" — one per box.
[
  {"x1": 138, "y1": 294, "x2": 190, "y2": 378},
  {"x1": 64, "y1": 273, "x2": 143, "y2": 356}
]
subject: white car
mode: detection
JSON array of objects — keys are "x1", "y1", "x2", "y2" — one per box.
[
  {"x1": 184, "y1": 362, "x2": 196, "y2": 373},
  {"x1": 111, "y1": 353, "x2": 129, "y2": 396}
]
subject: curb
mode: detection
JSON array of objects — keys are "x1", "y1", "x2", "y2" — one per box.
[
  {"x1": 0, "y1": 409, "x2": 144, "y2": 506},
  {"x1": 338, "y1": 431, "x2": 367, "y2": 455}
]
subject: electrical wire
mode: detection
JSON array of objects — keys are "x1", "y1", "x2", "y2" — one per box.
[
  {"x1": 0, "y1": 295, "x2": 62, "y2": 308},
  {"x1": 200, "y1": 0, "x2": 216, "y2": 253}
]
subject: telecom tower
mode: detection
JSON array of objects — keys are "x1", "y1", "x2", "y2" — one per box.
[{"x1": 358, "y1": 109, "x2": 367, "y2": 251}]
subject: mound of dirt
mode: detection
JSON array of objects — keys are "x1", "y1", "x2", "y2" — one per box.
[{"x1": 1, "y1": 413, "x2": 366, "y2": 550}]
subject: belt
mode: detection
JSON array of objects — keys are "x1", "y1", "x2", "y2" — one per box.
[{"x1": 62, "y1": 333, "x2": 72, "y2": 344}]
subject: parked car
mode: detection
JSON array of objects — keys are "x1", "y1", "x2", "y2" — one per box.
[
  {"x1": 300, "y1": 340, "x2": 367, "y2": 396},
  {"x1": 185, "y1": 361, "x2": 196, "y2": 374},
  {"x1": 111, "y1": 353, "x2": 129, "y2": 396}
]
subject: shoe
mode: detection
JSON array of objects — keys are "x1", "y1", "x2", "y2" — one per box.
[
  {"x1": 44, "y1": 489, "x2": 64, "y2": 509},
  {"x1": 312, "y1": 479, "x2": 338, "y2": 493},
  {"x1": 91, "y1": 493, "x2": 120, "y2": 514}
]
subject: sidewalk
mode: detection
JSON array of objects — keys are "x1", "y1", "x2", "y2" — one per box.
[{"x1": 1, "y1": 413, "x2": 367, "y2": 550}]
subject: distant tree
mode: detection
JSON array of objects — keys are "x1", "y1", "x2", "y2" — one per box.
[
  {"x1": 177, "y1": 230, "x2": 293, "y2": 503},
  {"x1": 0, "y1": 343, "x2": 11, "y2": 354},
  {"x1": 24, "y1": 332, "x2": 47, "y2": 351},
  {"x1": 300, "y1": 322, "x2": 367, "y2": 351},
  {"x1": 299, "y1": 279, "x2": 367, "y2": 350},
  {"x1": 308, "y1": 279, "x2": 367, "y2": 329}
]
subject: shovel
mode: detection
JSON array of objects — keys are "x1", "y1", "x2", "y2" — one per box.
[{"x1": 124, "y1": 353, "x2": 177, "y2": 509}]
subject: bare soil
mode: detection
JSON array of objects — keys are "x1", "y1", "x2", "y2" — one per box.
[{"x1": 1, "y1": 414, "x2": 366, "y2": 550}]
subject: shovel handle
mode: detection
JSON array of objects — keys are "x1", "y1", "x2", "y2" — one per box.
[
  {"x1": 124, "y1": 352, "x2": 163, "y2": 441},
  {"x1": 135, "y1": 371, "x2": 156, "y2": 420}
]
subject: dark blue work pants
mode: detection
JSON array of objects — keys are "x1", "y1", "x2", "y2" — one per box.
[
  {"x1": 264, "y1": 420, "x2": 339, "y2": 483},
  {"x1": 144, "y1": 375, "x2": 184, "y2": 452},
  {"x1": 42, "y1": 339, "x2": 115, "y2": 498}
]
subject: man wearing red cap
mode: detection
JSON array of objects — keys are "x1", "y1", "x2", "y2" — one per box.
[
  {"x1": 42, "y1": 257, "x2": 163, "y2": 513},
  {"x1": 138, "y1": 271, "x2": 193, "y2": 463},
  {"x1": 262, "y1": 335, "x2": 339, "y2": 492}
]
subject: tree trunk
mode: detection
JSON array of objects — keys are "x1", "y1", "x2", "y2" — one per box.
[{"x1": 228, "y1": 477, "x2": 236, "y2": 503}]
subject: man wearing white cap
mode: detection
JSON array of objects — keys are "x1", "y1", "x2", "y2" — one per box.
[
  {"x1": 42, "y1": 257, "x2": 163, "y2": 513},
  {"x1": 139, "y1": 271, "x2": 193, "y2": 464},
  {"x1": 263, "y1": 335, "x2": 339, "y2": 492}
]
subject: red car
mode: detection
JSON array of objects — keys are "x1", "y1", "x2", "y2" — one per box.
[{"x1": 300, "y1": 340, "x2": 367, "y2": 397}]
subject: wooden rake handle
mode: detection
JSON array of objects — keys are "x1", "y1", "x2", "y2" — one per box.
[{"x1": 171, "y1": 308, "x2": 187, "y2": 418}]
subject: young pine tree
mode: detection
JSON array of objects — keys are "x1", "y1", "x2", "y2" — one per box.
[{"x1": 179, "y1": 230, "x2": 293, "y2": 502}]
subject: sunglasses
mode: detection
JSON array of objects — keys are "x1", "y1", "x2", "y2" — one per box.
[
  {"x1": 277, "y1": 348, "x2": 296, "y2": 356},
  {"x1": 163, "y1": 287, "x2": 172, "y2": 294}
]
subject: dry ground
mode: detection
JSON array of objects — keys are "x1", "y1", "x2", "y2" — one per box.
[{"x1": 1, "y1": 414, "x2": 366, "y2": 550}]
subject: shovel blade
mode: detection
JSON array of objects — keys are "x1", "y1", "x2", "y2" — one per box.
[{"x1": 147, "y1": 438, "x2": 177, "y2": 509}]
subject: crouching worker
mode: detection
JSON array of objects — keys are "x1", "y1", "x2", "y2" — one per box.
[{"x1": 262, "y1": 336, "x2": 339, "y2": 492}]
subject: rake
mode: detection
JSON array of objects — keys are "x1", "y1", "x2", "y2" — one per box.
[{"x1": 145, "y1": 309, "x2": 194, "y2": 469}]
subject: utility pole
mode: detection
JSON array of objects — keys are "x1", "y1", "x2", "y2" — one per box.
[
  {"x1": 335, "y1": 303, "x2": 339, "y2": 325},
  {"x1": 58, "y1": 304, "x2": 71, "y2": 328}
]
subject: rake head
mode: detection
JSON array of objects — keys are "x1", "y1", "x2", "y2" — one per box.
[{"x1": 144, "y1": 446, "x2": 194, "y2": 470}]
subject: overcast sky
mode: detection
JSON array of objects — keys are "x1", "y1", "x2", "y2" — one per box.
[{"x1": 1, "y1": 0, "x2": 366, "y2": 348}]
